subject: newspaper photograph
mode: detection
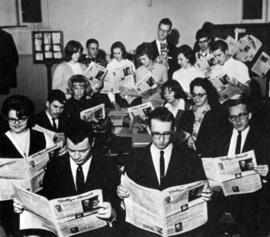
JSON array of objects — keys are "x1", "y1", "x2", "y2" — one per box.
[
  {"x1": 195, "y1": 55, "x2": 217, "y2": 78},
  {"x1": 251, "y1": 51, "x2": 270, "y2": 77},
  {"x1": 121, "y1": 174, "x2": 208, "y2": 236},
  {"x1": 14, "y1": 186, "x2": 107, "y2": 237},
  {"x1": 135, "y1": 72, "x2": 158, "y2": 95},
  {"x1": 0, "y1": 145, "x2": 60, "y2": 200},
  {"x1": 202, "y1": 150, "x2": 262, "y2": 196},
  {"x1": 210, "y1": 74, "x2": 242, "y2": 103},
  {"x1": 127, "y1": 102, "x2": 154, "y2": 120},
  {"x1": 80, "y1": 103, "x2": 105, "y2": 122},
  {"x1": 83, "y1": 61, "x2": 107, "y2": 81}
]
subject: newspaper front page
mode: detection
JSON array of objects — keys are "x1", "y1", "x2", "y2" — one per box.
[
  {"x1": 202, "y1": 150, "x2": 262, "y2": 196},
  {"x1": 14, "y1": 186, "x2": 107, "y2": 237},
  {"x1": 122, "y1": 175, "x2": 208, "y2": 236},
  {"x1": 0, "y1": 145, "x2": 60, "y2": 201}
]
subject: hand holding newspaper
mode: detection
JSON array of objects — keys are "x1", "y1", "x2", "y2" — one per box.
[
  {"x1": 14, "y1": 185, "x2": 107, "y2": 237},
  {"x1": 121, "y1": 174, "x2": 208, "y2": 236},
  {"x1": 202, "y1": 150, "x2": 262, "y2": 196}
]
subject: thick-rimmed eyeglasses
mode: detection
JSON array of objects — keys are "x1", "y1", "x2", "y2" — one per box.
[
  {"x1": 229, "y1": 113, "x2": 248, "y2": 122},
  {"x1": 151, "y1": 131, "x2": 171, "y2": 140},
  {"x1": 8, "y1": 117, "x2": 28, "y2": 124}
]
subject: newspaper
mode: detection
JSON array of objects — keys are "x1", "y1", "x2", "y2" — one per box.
[
  {"x1": 121, "y1": 175, "x2": 208, "y2": 236},
  {"x1": 14, "y1": 186, "x2": 107, "y2": 237},
  {"x1": 209, "y1": 74, "x2": 242, "y2": 103},
  {"x1": 195, "y1": 55, "x2": 217, "y2": 78},
  {"x1": 202, "y1": 150, "x2": 262, "y2": 196},
  {"x1": 235, "y1": 35, "x2": 262, "y2": 62},
  {"x1": 80, "y1": 104, "x2": 105, "y2": 122},
  {"x1": 0, "y1": 145, "x2": 60, "y2": 200},
  {"x1": 251, "y1": 51, "x2": 270, "y2": 77},
  {"x1": 135, "y1": 72, "x2": 158, "y2": 95},
  {"x1": 102, "y1": 65, "x2": 135, "y2": 94},
  {"x1": 127, "y1": 102, "x2": 154, "y2": 120},
  {"x1": 83, "y1": 61, "x2": 107, "y2": 81}
]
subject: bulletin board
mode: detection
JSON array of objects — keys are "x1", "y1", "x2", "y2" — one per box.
[{"x1": 32, "y1": 31, "x2": 64, "y2": 64}]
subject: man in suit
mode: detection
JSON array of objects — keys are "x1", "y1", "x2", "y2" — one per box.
[
  {"x1": 151, "y1": 18, "x2": 179, "y2": 79},
  {"x1": 117, "y1": 107, "x2": 212, "y2": 237},
  {"x1": 33, "y1": 89, "x2": 66, "y2": 132},
  {"x1": 204, "y1": 95, "x2": 270, "y2": 237},
  {"x1": 14, "y1": 121, "x2": 118, "y2": 237}
]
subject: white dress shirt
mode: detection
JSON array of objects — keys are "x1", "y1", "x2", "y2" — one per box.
[
  {"x1": 228, "y1": 126, "x2": 250, "y2": 156},
  {"x1": 150, "y1": 143, "x2": 173, "y2": 184}
]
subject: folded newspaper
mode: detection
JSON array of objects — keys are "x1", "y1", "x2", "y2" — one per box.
[
  {"x1": 80, "y1": 104, "x2": 105, "y2": 122},
  {"x1": 122, "y1": 174, "x2": 208, "y2": 236},
  {"x1": 0, "y1": 144, "x2": 61, "y2": 200},
  {"x1": 14, "y1": 186, "x2": 107, "y2": 237},
  {"x1": 202, "y1": 150, "x2": 262, "y2": 196}
]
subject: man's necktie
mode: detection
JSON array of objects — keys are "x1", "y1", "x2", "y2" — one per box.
[
  {"x1": 52, "y1": 118, "x2": 57, "y2": 131},
  {"x1": 235, "y1": 131, "x2": 242, "y2": 154},
  {"x1": 160, "y1": 150, "x2": 165, "y2": 185},
  {"x1": 76, "y1": 165, "x2": 84, "y2": 193}
]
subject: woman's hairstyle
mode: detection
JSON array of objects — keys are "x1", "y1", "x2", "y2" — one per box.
[
  {"x1": 67, "y1": 74, "x2": 91, "y2": 96},
  {"x1": 177, "y1": 44, "x2": 196, "y2": 65},
  {"x1": 161, "y1": 80, "x2": 187, "y2": 100},
  {"x1": 1, "y1": 95, "x2": 35, "y2": 128},
  {"x1": 136, "y1": 42, "x2": 155, "y2": 60},
  {"x1": 190, "y1": 77, "x2": 220, "y2": 108},
  {"x1": 110, "y1": 41, "x2": 127, "y2": 59},
  {"x1": 64, "y1": 40, "x2": 83, "y2": 62}
]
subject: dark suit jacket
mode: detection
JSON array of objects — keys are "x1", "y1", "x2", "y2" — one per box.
[
  {"x1": 0, "y1": 129, "x2": 46, "y2": 158},
  {"x1": 124, "y1": 142, "x2": 206, "y2": 237},
  {"x1": 42, "y1": 150, "x2": 119, "y2": 237},
  {"x1": 33, "y1": 111, "x2": 65, "y2": 132},
  {"x1": 150, "y1": 40, "x2": 179, "y2": 79}
]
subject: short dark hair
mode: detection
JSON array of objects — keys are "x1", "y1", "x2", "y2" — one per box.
[
  {"x1": 47, "y1": 89, "x2": 66, "y2": 104},
  {"x1": 65, "y1": 121, "x2": 94, "y2": 144},
  {"x1": 136, "y1": 42, "x2": 155, "y2": 60},
  {"x1": 67, "y1": 74, "x2": 91, "y2": 96},
  {"x1": 196, "y1": 28, "x2": 210, "y2": 41},
  {"x1": 64, "y1": 40, "x2": 83, "y2": 62},
  {"x1": 161, "y1": 80, "x2": 187, "y2": 100},
  {"x1": 190, "y1": 78, "x2": 220, "y2": 109},
  {"x1": 148, "y1": 107, "x2": 174, "y2": 129},
  {"x1": 110, "y1": 41, "x2": 127, "y2": 59},
  {"x1": 177, "y1": 45, "x2": 196, "y2": 65},
  {"x1": 158, "y1": 18, "x2": 172, "y2": 30},
  {"x1": 1, "y1": 95, "x2": 35, "y2": 123},
  {"x1": 86, "y1": 38, "x2": 99, "y2": 48},
  {"x1": 211, "y1": 40, "x2": 228, "y2": 53},
  {"x1": 223, "y1": 95, "x2": 251, "y2": 115}
]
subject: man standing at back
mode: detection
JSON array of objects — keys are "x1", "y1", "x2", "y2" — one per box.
[{"x1": 151, "y1": 18, "x2": 179, "y2": 79}]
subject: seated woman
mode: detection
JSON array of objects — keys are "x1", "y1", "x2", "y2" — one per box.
[
  {"x1": 178, "y1": 78, "x2": 226, "y2": 156},
  {"x1": 172, "y1": 45, "x2": 203, "y2": 98},
  {"x1": 160, "y1": 79, "x2": 187, "y2": 127},
  {"x1": 135, "y1": 42, "x2": 168, "y2": 108},
  {"x1": 52, "y1": 40, "x2": 87, "y2": 98},
  {"x1": 62, "y1": 74, "x2": 95, "y2": 126},
  {"x1": 0, "y1": 95, "x2": 49, "y2": 237}
]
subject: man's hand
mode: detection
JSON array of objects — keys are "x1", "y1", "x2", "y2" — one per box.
[
  {"x1": 201, "y1": 184, "x2": 213, "y2": 202},
  {"x1": 255, "y1": 164, "x2": 269, "y2": 177},
  {"x1": 13, "y1": 198, "x2": 24, "y2": 214},
  {"x1": 96, "y1": 202, "x2": 114, "y2": 220}
]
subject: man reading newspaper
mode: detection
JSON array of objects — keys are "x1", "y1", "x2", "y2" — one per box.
[
  {"x1": 203, "y1": 95, "x2": 270, "y2": 237},
  {"x1": 117, "y1": 107, "x2": 212, "y2": 237},
  {"x1": 14, "y1": 121, "x2": 119, "y2": 237}
]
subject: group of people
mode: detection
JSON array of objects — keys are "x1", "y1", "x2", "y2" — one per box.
[{"x1": 0, "y1": 17, "x2": 269, "y2": 237}]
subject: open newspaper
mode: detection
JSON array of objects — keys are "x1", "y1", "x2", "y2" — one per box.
[
  {"x1": 102, "y1": 65, "x2": 135, "y2": 94},
  {"x1": 202, "y1": 150, "x2": 262, "y2": 196},
  {"x1": 195, "y1": 55, "x2": 217, "y2": 78},
  {"x1": 127, "y1": 102, "x2": 154, "y2": 120},
  {"x1": 122, "y1": 175, "x2": 208, "y2": 237},
  {"x1": 209, "y1": 74, "x2": 242, "y2": 103},
  {"x1": 0, "y1": 144, "x2": 61, "y2": 200},
  {"x1": 80, "y1": 104, "x2": 105, "y2": 122},
  {"x1": 251, "y1": 51, "x2": 270, "y2": 77},
  {"x1": 83, "y1": 61, "x2": 107, "y2": 81},
  {"x1": 14, "y1": 186, "x2": 107, "y2": 237},
  {"x1": 135, "y1": 72, "x2": 158, "y2": 96}
]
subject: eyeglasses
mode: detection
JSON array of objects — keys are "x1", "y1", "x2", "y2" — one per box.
[
  {"x1": 191, "y1": 93, "x2": 206, "y2": 98},
  {"x1": 151, "y1": 131, "x2": 172, "y2": 140},
  {"x1": 229, "y1": 113, "x2": 248, "y2": 122},
  {"x1": 8, "y1": 117, "x2": 28, "y2": 124}
]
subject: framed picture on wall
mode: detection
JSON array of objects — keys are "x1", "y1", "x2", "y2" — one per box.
[
  {"x1": 241, "y1": 0, "x2": 268, "y2": 23},
  {"x1": 32, "y1": 31, "x2": 64, "y2": 64}
]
